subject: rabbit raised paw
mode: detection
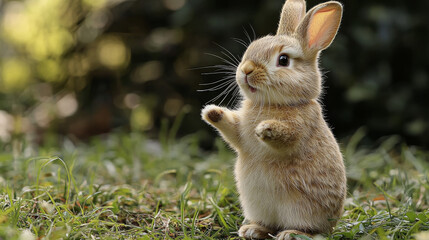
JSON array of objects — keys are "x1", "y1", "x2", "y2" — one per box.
[
  {"x1": 201, "y1": 0, "x2": 347, "y2": 239},
  {"x1": 255, "y1": 120, "x2": 295, "y2": 146}
]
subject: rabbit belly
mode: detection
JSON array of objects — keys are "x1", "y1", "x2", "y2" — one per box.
[{"x1": 235, "y1": 159, "x2": 331, "y2": 232}]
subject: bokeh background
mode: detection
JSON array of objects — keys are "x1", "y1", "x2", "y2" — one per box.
[{"x1": 0, "y1": 0, "x2": 428, "y2": 148}]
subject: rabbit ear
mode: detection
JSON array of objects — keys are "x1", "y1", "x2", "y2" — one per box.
[
  {"x1": 276, "y1": 0, "x2": 306, "y2": 35},
  {"x1": 296, "y1": 1, "x2": 343, "y2": 52}
]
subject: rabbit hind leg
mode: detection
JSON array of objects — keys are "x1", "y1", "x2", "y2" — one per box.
[
  {"x1": 238, "y1": 223, "x2": 276, "y2": 239},
  {"x1": 276, "y1": 230, "x2": 313, "y2": 240}
]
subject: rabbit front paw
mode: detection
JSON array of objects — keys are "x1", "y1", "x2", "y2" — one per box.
[
  {"x1": 255, "y1": 121, "x2": 280, "y2": 141},
  {"x1": 201, "y1": 105, "x2": 224, "y2": 123}
]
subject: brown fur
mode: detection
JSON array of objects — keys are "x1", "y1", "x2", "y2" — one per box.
[{"x1": 201, "y1": 0, "x2": 346, "y2": 239}]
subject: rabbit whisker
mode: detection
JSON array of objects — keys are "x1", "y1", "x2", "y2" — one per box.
[
  {"x1": 249, "y1": 24, "x2": 256, "y2": 41},
  {"x1": 227, "y1": 87, "x2": 241, "y2": 107},
  {"x1": 213, "y1": 42, "x2": 241, "y2": 66},
  {"x1": 208, "y1": 81, "x2": 237, "y2": 104},
  {"x1": 199, "y1": 76, "x2": 235, "y2": 86},
  {"x1": 233, "y1": 37, "x2": 249, "y2": 48},
  {"x1": 200, "y1": 41, "x2": 245, "y2": 108},
  {"x1": 191, "y1": 64, "x2": 236, "y2": 71},
  {"x1": 201, "y1": 71, "x2": 236, "y2": 76},
  {"x1": 198, "y1": 79, "x2": 235, "y2": 92},
  {"x1": 219, "y1": 84, "x2": 239, "y2": 106},
  {"x1": 243, "y1": 27, "x2": 253, "y2": 46},
  {"x1": 205, "y1": 53, "x2": 238, "y2": 68}
]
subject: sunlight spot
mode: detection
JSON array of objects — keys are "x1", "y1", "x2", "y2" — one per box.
[
  {"x1": 33, "y1": 103, "x2": 52, "y2": 128},
  {"x1": 131, "y1": 105, "x2": 153, "y2": 131},
  {"x1": 83, "y1": 0, "x2": 107, "y2": 9},
  {"x1": 30, "y1": 38, "x2": 49, "y2": 60},
  {"x1": 124, "y1": 93, "x2": 141, "y2": 109},
  {"x1": 145, "y1": 28, "x2": 184, "y2": 52},
  {"x1": 68, "y1": 54, "x2": 91, "y2": 77},
  {"x1": 97, "y1": 36, "x2": 130, "y2": 69},
  {"x1": 0, "y1": 110, "x2": 13, "y2": 142},
  {"x1": 2, "y1": 0, "x2": 75, "y2": 60},
  {"x1": 77, "y1": 10, "x2": 109, "y2": 43},
  {"x1": 405, "y1": 119, "x2": 426, "y2": 136},
  {"x1": 1, "y1": 2, "x2": 33, "y2": 45},
  {"x1": 56, "y1": 94, "x2": 78, "y2": 118},
  {"x1": 0, "y1": 59, "x2": 32, "y2": 92},
  {"x1": 131, "y1": 61, "x2": 163, "y2": 83},
  {"x1": 46, "y1": 30, "x2": 74, "y2": 57},
  {"x1": 164, "y1": 98, "x2": 184, "y2": 117},
  {"x1": 37, "y1": 60, "x2": 63, "y2": 82},
  {"x1": 13, "y1": 115, "x2": 31, "y2": 135},
  {"x1": 163, "y1": 0, "x2": 186, "y2": 11}
]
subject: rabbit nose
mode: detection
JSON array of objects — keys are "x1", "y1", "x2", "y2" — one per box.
[{"x1": 241, "y1": 60, "x2": 256, "y2": 75}]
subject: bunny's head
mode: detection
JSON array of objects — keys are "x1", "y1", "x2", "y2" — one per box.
[{"x1": 236, "y1": 0, "x2": 343, "y2": 105}]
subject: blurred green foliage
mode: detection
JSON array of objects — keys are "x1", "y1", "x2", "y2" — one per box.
[{"x1": 0, "y1": 0, "x2": 428, "y2": 147}]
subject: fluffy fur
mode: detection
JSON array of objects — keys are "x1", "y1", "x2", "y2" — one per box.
[{"x1": 201, "y1": 0, "x2": 346, "y2": 239}]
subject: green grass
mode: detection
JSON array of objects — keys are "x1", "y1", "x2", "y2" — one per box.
[{"x1": 0, "y1": 128, "x2": 428, "y2": 239}]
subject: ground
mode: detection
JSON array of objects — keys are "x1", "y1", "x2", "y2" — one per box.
[{"x1": 0, "y1": 129, "x2": 428, "y2": 239}]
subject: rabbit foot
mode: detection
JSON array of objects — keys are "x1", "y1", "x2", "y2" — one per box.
[
  {"x1": 238, "y1": 223, "x2": 274, "y2": 239},
  {"x1": 202, "y1": 105, "x2": 224, "y2": 123},
  {"x1": 276, "y1": 230, "x2": 313, "y2": 240}
]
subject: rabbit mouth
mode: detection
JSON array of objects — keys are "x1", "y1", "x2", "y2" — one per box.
[{"x1": 245, "y1": 77, "x2": 257, "y2": 93}]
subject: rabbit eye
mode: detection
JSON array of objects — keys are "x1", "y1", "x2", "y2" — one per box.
[{"x1": 278, "y1": 54, "x2": 290, "y2": 67}]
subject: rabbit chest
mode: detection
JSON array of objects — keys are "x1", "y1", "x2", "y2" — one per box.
[{"x1": 237, "y1": 101, "x2": 308, "y2": 159}]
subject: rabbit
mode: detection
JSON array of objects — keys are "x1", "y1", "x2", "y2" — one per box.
[{"x1": 201, "y1": 0, "x2": 347, "y2": 239}]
